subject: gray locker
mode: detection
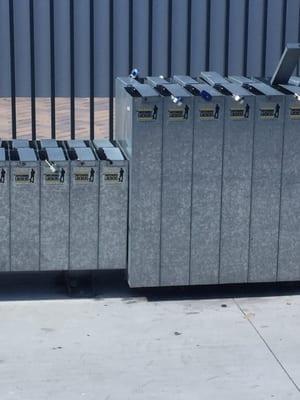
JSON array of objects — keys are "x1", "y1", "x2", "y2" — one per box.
[
  {"x1": 146, "y1": 77, "x2": 194, "y2": 286},
  {"x1": 69, "y1": 144, "x2": 99, "y2": 270},
  {"x1": 174, "y1": 75, "x2": 225, "y2": 285},
  {"x1": 201, "y1": 72, "x2": 255, "y2": 284},
  {"x1": 277, "y1": 84, "x2": 300, "y2": 281},
  {"x1": 99, "y1": 146, "x2": 128, "y2": 270},
  {"x1": 40, "y1": 145, "x2": 69, "y2": 271},
  {"x1": 10, "y1": 145, "x2": 40, "y2": 271},
  {"x1": 0, "y1": 145, "x2": 10, "y2": 271},
  {"x1": 229, "y1": 75, "x2": 285, "y2": 282},
  {"x1": 115, "y1": 77, "x2": 163, "y2": 286}
]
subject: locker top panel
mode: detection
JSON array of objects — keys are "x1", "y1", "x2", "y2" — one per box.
[
  {"x1": 17, "y1": 148, "x2": 37, "y2": 161},
  {"x1": 0, "y1": 148, "x2": 6, "y2": 161},
  {"x1": 73, "y1": 147, "x2": 96, "y2": 161},
  {"x1": 12, "y1": 139, "x2": 30, "y2": 149},
  {"x1": 146, "y1": 80, "x2": 192, "y2": 98},
  {"x1": 93, "y1": 139, "x2": 114, "y2": 149},
  {"x1": 289, "y1": 76, "x2": 300, "y2": 86},
  {"x1": 102, "y1": 147, "x2": 124, "y2": 161},
  {"x1": 229, "y1": 75, "x2": 283, "y2": 96},
  {"x1": 173, "y1": 75, "x2": 198, "y2": 85},
  {"x1": 67, "y1": 140, "x2": 87, "y2": 149},
  {"x1": 117, "y1": 77, "x2": 159, "y2": 97},
  {"x1": 200, "y1": 72, "x2": 252, "y2": 97},
  {"x1": 178, "y1": 82, "x2": 223, "y2": 98},
  {"x1": 279, "y1": 84, "x2": 300, "y2": 96},
  {"x1": 45, "y1": 147, "x2": 67, "y2": 161},
  {"x1": 145, "y1": 76, "x2": 170, "y2": 86},
  {"x1": 39, "y1": 139, "x2": 58, "y2": 148}
]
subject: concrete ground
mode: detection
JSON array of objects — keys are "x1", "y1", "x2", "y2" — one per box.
[{"x1": 0, "y1": 273, "x2": 299, "y2": 400}]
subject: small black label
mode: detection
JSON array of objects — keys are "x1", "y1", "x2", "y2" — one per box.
[{"x1": 290, "y1": 107, "x2": 300, "y2": 119}]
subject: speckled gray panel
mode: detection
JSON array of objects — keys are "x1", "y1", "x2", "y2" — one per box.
[
  {"x1": 278, "y1": 95, "x2": 300, "y2": 281},
  {"x1": 160, "y1": 92, "x2": 194, "y2": 286},
  {"x1": 189, "y1": 88, "x2": 225, "y2": 285},
  {"x1": 115, "y1": 78, "x2": 163, "y2": 287},
  {"x1": 0, "y1": 161, "x2": 10, "y2": 271},
  {"x1": 10, "y1": 161, "x2": 40, "y2": 271},
  {"x1": 40, "y1": 161, "x2": 69, "y2": 271},
  {"x1": 220, "y1": 95, "x2": 255, "y2": 284},
  {"x1": 69, "y1": 160, "x2": 99, "y2": 270},
  {"x1": 248, "y1": 95, "x2": 285, "y2": 282},
  {"x1": 99, "y1": 159, "x2": 128, "y2": 270}
]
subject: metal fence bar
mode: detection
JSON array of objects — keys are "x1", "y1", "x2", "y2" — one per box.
[
  {"x1": 29, "y1": 0, "x2": 36, "y2": 140},
  {"x1": 90, "y1": 0, "x2": 94, "y2": 140},
  {"x1": 8, "y1": 0, "x2": 16, "y2": 139},
  {"x1": 109, "y1": 0, "x2": 114, "y2": 141},
  {"x1": 49, "y1": 0, "x2": 56, "y2": 139},
  {"x1": 69, "y1": 0, "x2": 75, "y2": 139}
]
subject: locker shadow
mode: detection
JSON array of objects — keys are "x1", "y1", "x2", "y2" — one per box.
[{"x1": 0, "y1": 271, "x2": 299, "y2": 302}]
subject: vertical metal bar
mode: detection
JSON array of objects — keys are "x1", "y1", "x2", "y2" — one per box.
[
  {"x1": 29, "y1": 0, "x2": 36, "y2": 140},
  {"x1": 148, "y1": 0, "x2": 153, "y2": 75},
  {"x1": 205, "y1": 0, "x2": 211, "y2": 70},
  {"x1": 70, "y1": 0, "x2": 75, "y2": 139},
  {"x1": 50, "y1": 0, "x2": 56, "y2": 139},
  {"x1": 243, "y1": 0, "x2": 249, "y2": 76},
  {"x1": 90, "y1": 0, "x2": 94, "y2": 140},
  {"x1": 128, "y1": 0, "x2": 133, "y2": 72},
  {"x1": 262, "y1": 0, "x2": 268, "y2": 77},
  {"x1": 224, "y1": 0, "x2": 230, "y2": 75},
  {"x1": 186, "y1": 0, "x2": 191, "y2": 75},
  {"x1": 109, "y1": 0, "x2": 114, "y2": 140},
  {"x1": 9, "y1": 0, "x2": 16, "y2": 139},
  {"x1": 167, "y1": 0, "x2": 172, "y2": 77},
  {"x1": 281, "y1": 0, "x2": 287, "y2": 51}
]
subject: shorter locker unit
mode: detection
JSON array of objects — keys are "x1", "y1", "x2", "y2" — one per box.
[
  {"x1": 39, "y1": 142, "x2": 69, "y2": 270},
  {"x1": 10, "y1": 141, "x2": 40, "y2": 271},
  {"x1": 0, "y1": 142, "x2": 10, "y2": 271},
  {"x1": 146, "y1": 76, "x2": 194, "y2": 287},
  {"x1": 98, "y1": 146, "x2": 128, "y2": 270},
  {"x1": 200, "y1": 72, "x2": 255, "y2": 284},
  {"x1": 68, "y1": 141, "x2": 99, "y2": 270},
  {"x1": 173, "y1": 75, "x2": 225, "y2": 285}
]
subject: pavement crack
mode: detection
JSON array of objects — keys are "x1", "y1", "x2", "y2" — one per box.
[{"x1": 233, "y1": 298, "x2": 300, "y2": 393}]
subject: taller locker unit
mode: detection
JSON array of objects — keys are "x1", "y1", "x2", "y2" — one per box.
[
  {"x1": 200, "y1": 72, "x2": 255, "y2": 283},
  {"x1": 229, "y1": 75, "x2": 285, "y2": 282},
  {"x1": 146, "y1": 76, "x2": 194, "y2": 286},
  {"x1": 115, "y1": 77, "x2": 163, "y2": 286},
  {"x1": 276, "y1": 83, "x2": 300, "y2": 281},
  {"x1": 0, "y1": 142, "x2": 10, "y2": 271},
  {"x1": 173, "y1": 75, "x2": 225, "y2": 284}
]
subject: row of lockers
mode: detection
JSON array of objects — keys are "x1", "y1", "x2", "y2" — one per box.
[
  {"x1": 0, "y1": 139, "x2": 128, "y2": 272},
  {"x1": 116, "y1": 73, "x2": 300, "y2": 287}
]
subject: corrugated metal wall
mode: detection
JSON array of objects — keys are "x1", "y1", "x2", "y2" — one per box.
[{"x1": 0, "y1": 0, "x2": 299, "y2": 139}]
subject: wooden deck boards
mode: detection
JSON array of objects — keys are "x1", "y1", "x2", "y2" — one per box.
[{"x1": 0, "y1": 97, "x2": 109, "y2": 140}]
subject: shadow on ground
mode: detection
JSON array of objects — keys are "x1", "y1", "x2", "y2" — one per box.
[{"x1": 0, "y1": 270, "x2": 299, "y2": 302}]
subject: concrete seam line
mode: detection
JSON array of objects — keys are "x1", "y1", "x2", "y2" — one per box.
[{"x1": 233, "y1": 298, "x2": 300, "y2": 393}]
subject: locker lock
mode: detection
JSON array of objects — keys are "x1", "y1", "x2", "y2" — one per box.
[
  {"x1": 129, "y1": 68, "x2": 139, "y2": 79},
  {"x1": 45, "y1": 159, "x2": 57, "y2": 173},
  {"x1": 171, "y1": 95, "x2": 183, "y2": 106},
  {"x1": 294, "y1": 93, "x2": 300, "y2": 101},
  {"x1": 233, "y1": 94, "x2": 245, "y2": 104}
]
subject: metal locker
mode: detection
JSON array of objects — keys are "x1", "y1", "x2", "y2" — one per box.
[
  {"x1": 276, "y1": 83, "x2": 300, "y2": 281},
  {"x1": 68, "y1": 142, "x2": 99, "y2": 270},
  {"x1": 99, "y1": 146, "x2": 128, "y2": 270},
  {"x1": 39, "y1": 143, "x2": 69, "y2": 271},
  {"x1": 10, "y1": 143, "x2": 40, "y2": 271},
  {"x1": 173, "y1": 75, "x2": 225, "y2": 285},
  {"x1": 229, "y1": 75, "x2": 285, "y2": 282},
  {"x1": 0, "y1": 143, "x2": 10, "y2": 271},
  {"x1": 115, "y1": 77, "x2": 163, "y2": 287},
  {"x1": 201, "y1": 72, "x2": 255, "y2": 284},
  {"x1": 146, "y1": 76, "x2": 194, "y2": 286}
]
